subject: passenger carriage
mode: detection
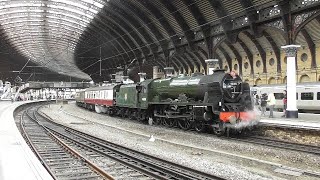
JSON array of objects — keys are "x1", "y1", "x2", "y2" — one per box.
[
  {"x1": 251, "y1": 82, "x2": 320, "y2": 112},
  {"x1": 82, "y1": 84, "x2": 121, "y2": 114}
]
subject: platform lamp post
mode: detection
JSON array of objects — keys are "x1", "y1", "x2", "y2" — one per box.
[
  {"x1": 205, "y1": 59, "x2": 219, "y2": 75},
  {"x1": 281, "y1": 45, "x2": 301, "y2": 118}
]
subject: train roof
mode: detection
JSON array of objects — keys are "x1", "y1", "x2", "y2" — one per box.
[
  {"x1": 252, "y1": 82, "x2": 320, "y2": 88},
  {"x1": 85, "y1": 84, "x2": 118, "y2": 91}
]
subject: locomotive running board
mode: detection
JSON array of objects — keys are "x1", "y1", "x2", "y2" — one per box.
[{"x1": 153, "y1": 113, "x2": 192, "y2": 119}]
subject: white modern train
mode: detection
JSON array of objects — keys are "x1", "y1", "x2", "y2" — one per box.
[{"x1": 251, "y1": 82, "x2": 320, "y2": 112}]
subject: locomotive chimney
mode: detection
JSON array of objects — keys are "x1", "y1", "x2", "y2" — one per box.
[
  {"x1": 153, "y1": 66, "x2": 164, "y2": 79},
  {"x1": 122, "y1": 76, "x2": 129, "y2": 84},
  {"x1": 164, "y1": 67, "x2": 174, "y2": 78},
  {"x1": 111, "y1": 73, "x2": 118, "y2": 84},
  {"x1": 205, "y1": 59, "x2": 219, "y2": 75},
  {"x1": 138, "y1": 72, "x2": 146, "y2": 82}
]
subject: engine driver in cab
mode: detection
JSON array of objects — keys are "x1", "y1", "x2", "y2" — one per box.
[{"x1": 229, "y1": 70, "x2": 241, "y2": 81}]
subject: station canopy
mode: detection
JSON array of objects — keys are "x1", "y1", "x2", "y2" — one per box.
[
  {"x1": 0, "y1": 0, "x2": 319, "y2": 82},
  {"x1": 0, "y1": 0, "x2": 106, "y2": 80}
]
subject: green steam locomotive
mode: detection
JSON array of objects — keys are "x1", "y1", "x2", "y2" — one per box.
[{"x1": 76, "y1": 70, "x2": 257, "y2": 136}]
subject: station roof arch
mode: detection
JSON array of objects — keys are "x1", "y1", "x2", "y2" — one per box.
[{"x1": 0, "y1": 0, "x2": 319, "y2": 82}]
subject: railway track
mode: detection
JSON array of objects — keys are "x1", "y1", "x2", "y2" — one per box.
[
  {"x1": 18, "y1": 105, "x2": 224, "y2": 180},
  {"x1": 235, "y1": 135, "x2": 320, "y2": 156},
  {"x1": 17, "y1": 106, "x2": 110, "y2": 180},
  {"x1": 60, "y1": 105, "x2": 320, "y2": 156}
]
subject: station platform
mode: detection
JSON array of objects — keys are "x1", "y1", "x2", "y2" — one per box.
[
  {"x1": 259, "y1": 111, "x2": 320, "y2": 131},
  {"x1": 0, "y1": 100, "x2": 53, "y2": 180}
]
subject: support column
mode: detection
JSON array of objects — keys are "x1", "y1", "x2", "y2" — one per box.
[
  {"x1": 205, "y1": 59, "x2": 219, "y2": 75},
  {"x1": 281, "y1": 45, "x2": 300, "y2": 118}
]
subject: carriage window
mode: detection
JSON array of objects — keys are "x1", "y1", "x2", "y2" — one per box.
[
  {"x1": 274, "y1": 93, "x2": 284, "y2": 100},
  {"x1": 317, "y1": 92, "x2": 320, "y2": 100},
  {"x1": 301, "y1": 92, "x2": 313, "y2": 100},
  {"x1": 296, "y1": 93, "x2": 298, "y2": 100}
]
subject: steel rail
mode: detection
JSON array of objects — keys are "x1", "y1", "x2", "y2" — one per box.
[
  {"x1": 35, "y1": 106, "x2": 225, "y2": 180},
  {"x1": 22, "y1": 106, "x2": 114, "y2": 180}
]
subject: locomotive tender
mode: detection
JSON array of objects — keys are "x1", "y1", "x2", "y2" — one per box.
[{"x1": 76, "y1": 70, "x2": 257, "y2": 136}]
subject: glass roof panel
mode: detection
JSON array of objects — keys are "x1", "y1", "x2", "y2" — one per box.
[{"x1": 0, "y1": 0, "x2": 105, "y2": 80}]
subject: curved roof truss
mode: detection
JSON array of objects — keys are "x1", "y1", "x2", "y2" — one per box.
[{"x1": 0, "y1": 0, "x2": 106, "y2": 80}]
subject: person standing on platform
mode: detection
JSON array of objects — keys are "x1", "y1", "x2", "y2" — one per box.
[
  {"x1": 260, "y1": 93, "x2": 267, "y2": 116},
  {"x1": 267, "y1": 93, "x2": 276, "y2": 118},
  {"x1": 282, "y1": 90, "x2": 287, "y2": 117},
  {"x1": 254, "y1": 94, "x2": 261, "y2": 111}
]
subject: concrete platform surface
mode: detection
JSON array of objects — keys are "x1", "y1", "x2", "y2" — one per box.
[
  {"x1": 0, "y1": 101, "x2": 53, "y2": 180},
  {"x1": 259, "y1": 111, "x2": 320, "y2": 130}
]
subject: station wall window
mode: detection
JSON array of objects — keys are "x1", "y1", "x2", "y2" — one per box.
[
  {"x1": 317, "y1": 92, "x2": 320, "y2": 100},
  {"x1": 301, "y1": 53, "x2": 308, "y2": 62},
  {"x1": 256, "y1": 60, "x2": 261, "y2": 67},
  {"x1": 269, "y1": 58, "x2": 275, "y2": 66},
  {"x1": 244, "y1": 62, "x2": 249, "y2": 69},
  {"x1": 301, "y1": 92, "x2": 313, "y2": 100},
  {"x1": 234, "y1": 64, "x2": 238, "y2": 70}
]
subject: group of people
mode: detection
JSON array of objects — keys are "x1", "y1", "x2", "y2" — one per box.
[
  {"x1": 228, "y1": 70, "x2": 288, "y2": 118},
  {"x1": 254, "y1": 90, "x2": 287, "y2": 118}
]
